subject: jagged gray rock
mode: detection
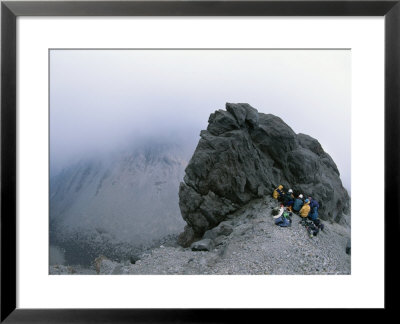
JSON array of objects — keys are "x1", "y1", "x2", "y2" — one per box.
[
  {"x1": 203, "y1": 221, "x2": 234, "y2": 240},
  {"x1": 346, "y1": 238, "x2": 351, "y2": 255},
  {"x1": 177, "y1": 225, "x2": 200, "y2": 248},
  {"x1": 179, "y1": 103, "x2": 350, "y2": 239},
  {"x1": 191, "y1": 239, "x2": 214, "y2": 252}
]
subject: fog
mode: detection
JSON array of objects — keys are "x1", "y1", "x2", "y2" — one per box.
[{"x1": 50, "y1": 49, "x2": 351, "y2": 192}]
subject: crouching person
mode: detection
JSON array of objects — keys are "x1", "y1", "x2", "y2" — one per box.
[
  {"x1": 283, "y1": 189, "x2": 294, "y2": 210},
  {"x1": 308, "y1": 197, "x2": 319, "y2": 221},
  {"x1": 305, "y1": 218, "x2": 324, "y2": 238},
  {"x1": 305, "y1": 221, "x2": 319, "y2": 238},
  {"x1": 292, "y1": 194, "x2": 304, "y2": 213},
  {"x1": 299, "y1": 198, "x2": 311, "y2": 224},
  {"x1": 308, "y1": 197, "x2": 319, "y2": 216},
  {"x1": 274, "y1": 207, "x2": 292, "y2": 227},
  {"x1": 308, "y1": 197, "x2": 324, "y2": 232},
  {"x1": 272, "y1": 185, "x2": 285, "y2": 202}
]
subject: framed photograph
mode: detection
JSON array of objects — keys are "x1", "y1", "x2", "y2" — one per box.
[{"x1": 1, "y1": 0, "x2": 398, "y2": 321}]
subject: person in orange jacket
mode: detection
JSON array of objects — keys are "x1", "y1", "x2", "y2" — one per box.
[
  {"x1": 299, "y1": 198, "x2": 311, "y2": 224},
  {"x1": 272, "y1": 185, "x2": 284, "y2": 200}
]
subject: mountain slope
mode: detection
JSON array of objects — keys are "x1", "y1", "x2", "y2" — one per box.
[
  {"x1": 51, "y1": 196, "x2": 350, "y2": 275},
  {"x1": 50, "y1": 142, "x2": 188, "y2": 265}
]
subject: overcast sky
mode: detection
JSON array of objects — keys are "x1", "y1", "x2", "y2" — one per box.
[{"x1": 50, "y1": 49, "x2": 351, "y2": 192}]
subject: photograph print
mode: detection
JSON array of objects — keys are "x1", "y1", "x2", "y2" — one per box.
[{"x1": 49, "y1": 49, "x2": 351, "y2": 275}]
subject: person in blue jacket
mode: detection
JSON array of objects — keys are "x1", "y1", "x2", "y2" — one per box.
[
  {"x1": 274, "y1": 207, "x2": 292, "y2": 227},
  {"x1": 307, "y1": 196, "x2": 324, "y2": 232},
  {"x1": 292, "y1": 194, "x2": 304, "y2": 213},
  {"x1": 308, "y1": 196, "x2": 320, "y2": 221}
]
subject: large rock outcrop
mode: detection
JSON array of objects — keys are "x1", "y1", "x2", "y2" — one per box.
[{"x1": 178, "y1": 103, "x2": 350, "y2": 244}]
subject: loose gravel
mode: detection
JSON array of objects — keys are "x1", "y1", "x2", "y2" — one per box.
[{"x1": 50, "y1": 197, "x2": 350, "y2": 275}]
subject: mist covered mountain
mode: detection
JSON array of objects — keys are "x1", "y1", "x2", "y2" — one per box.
[
  {"x1": 49, "y1": 105, "x2": 351, "y2": 275},
  {"x1": 50, "y1": 140, "x2": 191, "y2": 266}
]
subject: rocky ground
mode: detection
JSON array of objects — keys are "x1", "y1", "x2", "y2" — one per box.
[{"x1": 50, "y1": 196, "x2": 350, "y2": 275}]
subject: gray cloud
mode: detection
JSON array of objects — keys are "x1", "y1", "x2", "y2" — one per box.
[{"x1": 50, "y1": 49, "x2": 351, "y2": 192}]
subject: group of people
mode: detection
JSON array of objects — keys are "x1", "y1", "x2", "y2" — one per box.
[{"x1": 272, "y1": 185, "x2": 324, "y2": 237}]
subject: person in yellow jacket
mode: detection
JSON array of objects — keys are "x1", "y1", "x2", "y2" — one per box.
[
  {"x1": 272, "y1": 185, "x2": 284, "y2": 200},
  {"x1": 299, "y1": 199, "x2": 311, "y2": 219}
]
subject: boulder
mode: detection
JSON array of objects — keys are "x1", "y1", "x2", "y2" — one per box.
[
  {"x1": 346, "y1": 238, "x2": 351, "y2": 255},
  {"x1": 203, "y1": 221, "x2": 233, "y2": 240},
  {"x1": 191, "y1": 239, "x2": 215, "y2": 252},
  {"x1": 178, "y1": 103, "x2": 350, "y2": 240},
  {"x1": 177, "y1": 225, "x2": 200, "y2": 248},
  {"x1": 214, "y1": 236, "x2": 227, "y2": 246},
  {"x1": 94, "y1": 255, "x2": 121, "y2": 275},
  {"x1": 214, "y1": 222, "x2": 234, "y2": 236}
]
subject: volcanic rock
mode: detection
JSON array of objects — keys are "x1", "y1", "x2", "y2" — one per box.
[
  {"x1": 179, "y1": 103, "x2": 350, "y2": 239},
  {"x1": 203, "y1": 221, "x2": 234, "y2": 240},
  {"x1": 191, "y1": 239, "x2": 214, "y2": 252}
]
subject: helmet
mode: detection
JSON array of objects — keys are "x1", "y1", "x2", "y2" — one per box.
[
  {"x1": 299, "y1": 194, "x2": 303, "y2": 199},
  {"x1": 278, "y1": 185, "x2": 283, "y2": 189},
  {"x1": 305, "y1": 199, "x2": 309, "y2": 203},
  {"x1": 288, "y1": 189, "x2": 293, "y2": 193}
]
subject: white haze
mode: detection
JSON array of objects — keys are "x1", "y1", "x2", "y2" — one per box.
[{"x1": 50, "y1": 49, "x2": 351, "y2": 192}]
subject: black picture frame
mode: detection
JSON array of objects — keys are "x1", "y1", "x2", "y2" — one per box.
[{"x1": 1, "y1": 0, "x2": 398, "y2": 322}]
